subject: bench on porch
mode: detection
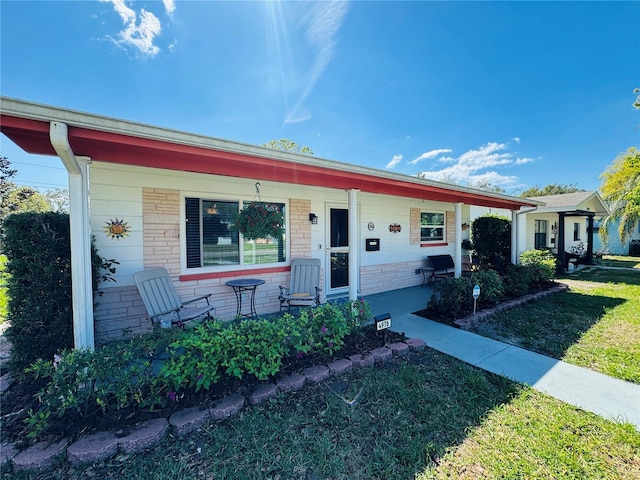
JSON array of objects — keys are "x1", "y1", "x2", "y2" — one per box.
[{"x1": 420, "y1": 254, "x2": 457, "y2": 286}]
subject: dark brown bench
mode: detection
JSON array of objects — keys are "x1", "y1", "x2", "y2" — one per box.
[
  {"x1": 428, "y1": 255, "x2": 456, "y2": 279},
  {"x1": 420, "y1": 254, "x2": 457, "y2": 286}
]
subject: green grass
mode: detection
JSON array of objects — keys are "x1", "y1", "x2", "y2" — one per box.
[
  {"x1": 4, "y1": 264, "x2": 640, "y2": 479},
  {"x1": 6, "y1": 349, "x2": 639, "y2": 480},
  {"x1": 599, "y1": 255, "x2": 640, "y2": 269},
  {"x1": 420, "y1": 389, "x2": 640, "y2": 479},
  {"x1": 471, "y1": 267, "x2": 640, "y2": 383}
]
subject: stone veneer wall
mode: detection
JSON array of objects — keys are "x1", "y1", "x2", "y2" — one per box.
[
  {"x1": 410, "y1": 208, "x2": 421, "y2": 245},
  {"x1": 359, "y1": 260, "x2": 426, "y2": 296},
  {"x1": 94, "y1": 191, "x2": 315, "y2": 344}
]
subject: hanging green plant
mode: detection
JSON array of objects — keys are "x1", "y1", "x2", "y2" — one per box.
[{"x1": 233, "y1": 202, "x2": 285, "y2": 240}]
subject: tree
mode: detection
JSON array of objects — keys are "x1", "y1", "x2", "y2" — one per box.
[
  {"x1": 468, "y1": 179, "x2": 506, "y2": 194},
  {"x1": 520, "y1": 183, "x2": 584, "y2": 198},
  {"x1": 263, "y1": 139, "x2": 313, "y2": 155},
  {"x1": 1, "y1": 157, "x2": 53, "y2": 228},
  {"x1": 1, "y1": 156, "x2": 17, "y2": 201},
  {"x1": 44, "y1": 188, "x2": 70, "y2": 213},
  {"x1": 599, "y1": 147, "x2": 640, "y2": 245}
]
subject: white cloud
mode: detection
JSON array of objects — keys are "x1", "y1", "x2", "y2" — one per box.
[
  {"x1": 512, "y1": 137, "x2": 521, "y2": 144},
  {"x1": 285, "y1": 1, "x2": 348, "y2": 123},
  {"x1": 515, "y1": 157, "x2": 534, "y2": 165},
  {"x1": 163, "y1": 0, "x2": 176, "y2": 16},
  {"x1": 102, "y1": 0, "x2": 169, "y2": 57},
  {"x1": 408, "y1": 148, "x2": 452, "y2": 165},
  {"x1": 416, "y1": 141, "x2": 534, "y2": 188},
  {"x1": 386, "y1": 154, "x2": 403, "y2": 169}
]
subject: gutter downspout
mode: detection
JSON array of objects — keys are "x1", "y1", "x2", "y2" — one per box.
[
  {"x1": 49, "y1": 121, "x2": 94, "y2": 351},
  {"x1": 348, "y1": 189, "x2": 359, "y2": 301},
  {"x1": 511, "y1": 210, "x2": 518, "y2": 264},
  {"x1": 454, "y1": 203, "x2": 462, "y2": 277}
]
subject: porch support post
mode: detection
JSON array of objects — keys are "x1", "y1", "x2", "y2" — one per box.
[
  {"x1": 556, "y1": 212, "x2": 566, "y2": 275},
  {"x1": 454, "y1": 202, "x2": 462, "y2": 277},
  {"x1": 50, "y1": 121, "x2": 94, "y2": 351},
  {"x1": 348, "y1": 189, "x2": 359, "y2": 301},
  {"x1": 586, "y1": 215, "x2": 594, "y2": 264},
  {"x1": 68, "y1": 158, "x2": 94, "y2": 350},
  {"x1": 511, "y1": 210, "x2": 518, "y2": 264}
]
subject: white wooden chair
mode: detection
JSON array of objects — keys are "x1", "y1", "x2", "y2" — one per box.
[
  {"x1": 278, "y1": 258, "x2": 322, "y2": 312},
  {"x1": 133, "y1": 268, "x2": 215, "y2": 328}
]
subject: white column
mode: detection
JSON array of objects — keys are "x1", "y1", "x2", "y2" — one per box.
[
  {"x1": 454, "y1": 202, "x2": 462, "y2": 277},
  {"x1": 511, "y1": 209, "x2": 518, "y2": 264},
  {"x1": 348, "y1": 189, "x2": 359, "y2": 301},
  {"x1": 69, "y1": 157, "x2": 94, "y2": 351}
]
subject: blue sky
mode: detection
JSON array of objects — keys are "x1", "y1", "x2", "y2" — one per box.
[{"x1": 1, "y1": 0, "x2": 639, "y2": 194}]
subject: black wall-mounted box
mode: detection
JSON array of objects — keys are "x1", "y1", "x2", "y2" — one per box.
[{"x1": 366, "y1": 238, "x2": 380, "y2": 251}]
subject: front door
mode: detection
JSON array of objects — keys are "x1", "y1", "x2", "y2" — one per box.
[
  {"x1": 534, "y1": 220, "x2": 548, "y2": 249},
  {"x1": 327, "y1": 207, "x2": 349, "y2": 295}
]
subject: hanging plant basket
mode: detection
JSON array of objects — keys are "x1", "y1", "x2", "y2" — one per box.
[{"x1": 233, "y1": 202, "x2": 284, "y2": 240}]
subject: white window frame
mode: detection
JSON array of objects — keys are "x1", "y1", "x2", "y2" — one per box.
[
  {"x1": 181, "y1": 195, "x2": 289, "y2": 273},
  {"x1": 420, "y1": 211, "x2": 446, "y2": 243}
]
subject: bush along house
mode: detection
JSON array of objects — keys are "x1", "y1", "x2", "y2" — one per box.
[{"x1": 0, "y1": 97, "x2": 540, "y2": 349}]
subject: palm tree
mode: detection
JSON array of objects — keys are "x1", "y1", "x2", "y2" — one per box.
[{"x1": 599, "y1": 147, "x2": 640, "y2": 245}]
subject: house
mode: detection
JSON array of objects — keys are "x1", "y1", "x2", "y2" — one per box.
[
  {"x1": 0, "y1": 97, "x2": 540, "y2": 349},
  {"x1": 592, "y1": 217, "x2": 640, "y2": 255},
  {"x1": 516, "y1": 191, "x2": 609, "y2": 272}
]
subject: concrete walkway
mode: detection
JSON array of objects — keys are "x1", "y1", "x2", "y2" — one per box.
[{"x1": 362, "y1": 285, "x2": 640, "y2": 431}]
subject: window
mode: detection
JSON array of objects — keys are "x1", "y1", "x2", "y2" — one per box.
[
  {"x1": 420, "y1": 212, "x2": 445, "y2": 242},
  {"x1": 534, "y1": 220, "x2": 547, "y2": 249},
  {"x1": 573, "y1": 222, "x2": 580, "y2": 241},
  {"x1": 185, "y1": 197, "x2": 286, "y2": 269}
]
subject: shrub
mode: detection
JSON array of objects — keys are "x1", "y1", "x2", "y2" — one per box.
[
  {"x1": 630, "y1": 239, "x2": 640, "y2": 257},
  {"x1": 3, "y1": 212, "x2": 73, "y2": 372},
  {"x1": 281, "y1": 302, "x2": 349, "y2": 357},
  {"x1": 161, "y1": 321, "x2": 226, "y2": 392},
  {"x1": 427, "y1": 269, "x2": 504, "y2": 320},
  {"x1": 501, "y1": 264, "x2": 531, "y2": 299},
  {"x1": 519, "y1": 249, "x2": 555, "y2": 290},
  {"x1": 338, "y1": 298, "x2": 372, "y2": 332},
  {"x1": 2, "y1": 212, "x2": 117, "y2": 372},
  {"x1": 163, "y1": 303, "x2": 350, "y2": 394},
  {"x1": 218, "y1": 319, "x2": 287, "y2": 380},
  {"x1": 471, "y1": 269, "x2": 505, "y2": 309},
  {"x1": 471, "y1": 215, "x2": 511, "y2": 271},
  {"x1": 519, "y1": 248, "x2": 555, "y2": 266},
  {"x1": 25, "y1": 336, "x2": 170, "y2": 441}
]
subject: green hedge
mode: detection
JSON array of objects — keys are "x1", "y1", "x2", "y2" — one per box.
[
  {"x1": 2, "y1": 212, "x2": 116, "y2": 372},
  {"x1": 2, "y1": 212, "x2": 74, "y2": 371},
  {"x1": 471, "y1": 215, "x2": 511, "y2": 271}
]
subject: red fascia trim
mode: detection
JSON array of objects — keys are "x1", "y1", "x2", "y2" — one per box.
[
  {"x1": 420, "y1": 242, "x2": 449, "y2": 248},
  {"x1": 179, "y1": 265, "x2": 290, "y2": 282},
  {"x1": 0, "y1": 114, "x2": 538, "y2": 210}
]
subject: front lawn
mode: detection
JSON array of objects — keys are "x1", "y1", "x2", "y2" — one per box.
[
  {"x1": 5, "y1": 348, "x2": 639, "y2": 479},
  {"x1": 599, "y1": 254, "x2": 640, "y2": 269},
  {"x1": 470, "y1": 267, "x2": 640, "y2": 383}
]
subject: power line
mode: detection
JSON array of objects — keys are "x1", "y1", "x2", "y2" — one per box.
[
  {"x1": 12, "y1": 161, "x2": 66, "y2": 171},
  {"x1": 13, "y1": 181, "x2": 68, "y2": 189}
]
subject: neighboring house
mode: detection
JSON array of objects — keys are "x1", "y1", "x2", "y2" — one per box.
[
  {"x1": 0, "y1": 97, "x2": 539, "y2": 348},
  {"x1": 516, "y1": 191, "x2": 609, "y2": 272},
  {"x1": 592, "y1": 217, "x2": 640, "y2": 255}
]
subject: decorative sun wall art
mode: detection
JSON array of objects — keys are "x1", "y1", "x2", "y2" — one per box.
[{"x1": 104, "y1": 217, "x2": 130, "y2": 240}]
